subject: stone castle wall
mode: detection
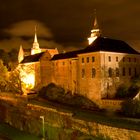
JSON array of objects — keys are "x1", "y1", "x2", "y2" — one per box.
[{"x1": 0, "y1": 95, "x2": 140, "y2": 140}]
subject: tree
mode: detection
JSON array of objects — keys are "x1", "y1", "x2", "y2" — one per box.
[
  {"x1": 0, "y1": 59, "x2": 8, "y2": 91},
  {"x1": 8, "y1": 67, "x2": 23, "y2": 94},
  {"x1": 121, "y1": 99, "x2": 140, "y2": 118}
]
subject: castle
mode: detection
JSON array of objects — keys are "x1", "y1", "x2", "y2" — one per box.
[{"x1": 18, "y1": 17, "x2": 140, "y2": 102}]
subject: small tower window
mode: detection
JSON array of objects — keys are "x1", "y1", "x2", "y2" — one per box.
[
  {"x1": 108, "y1": 56, "x2": 111, "y2": 62},
  {"x1": 116, "y1": 57, "x2": 118, "y2": 62},
  {"x1": 122, "y1": 67, "x2": 126, "y2": 76},
  {"x1": 87, "y1": 57, "x2": 89, "y2": 63},
  {"x1": 92, "y1": 56, "x2": 95, "y2": 62},
  {"x1": 82, "y1": 58, "x2": 84, "y2": 63}
]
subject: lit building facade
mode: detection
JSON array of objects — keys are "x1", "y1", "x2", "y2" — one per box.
[{"x1": 18, "y1": 18, "x2": 140, "y2": 102}]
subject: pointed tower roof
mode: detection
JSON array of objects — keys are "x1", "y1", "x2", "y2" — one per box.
[
  {"x1": 92, "y1": 9, "x2": 99, "y2": 31},
  {"x1": 88, "y1": 10, "x2": 101, "y2": 45},
  {"x1": 18, "y1": 44, "x2": 24, "y2": 63},
  {"x1": 34, "y1": 25, "x2": 38, "y2": 43},
  {"x1": 31, "y1": 26, "x2": 41, "y2": 55},
  {"x1": 32, "y1": 26, "x2": 39, "y2": 49}
]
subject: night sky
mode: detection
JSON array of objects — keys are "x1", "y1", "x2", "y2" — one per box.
[{"x1": 0, "y1": 0, "x2": 140, "y2": 52}]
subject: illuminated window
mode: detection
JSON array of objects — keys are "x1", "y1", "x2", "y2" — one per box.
[
  {"x1": 92, "y1": 68, "x2": 96, "y2": 78},
  {"x1": 108, "y1": 67, "x2": 112, "y2": 77},
  {"x1": 123, "y1": 57, "x2": 125, "y2": 62},
  {"x1": 82, "y1": 69, "x2": 85, "y2": 78},
  {"x1": 108, "y1": 56, "x2": 111, "y2": 62},
  {"x1": 128, "y1": 57, "x2": 131, "y2": 62},
  {"x1": 92, "y1": 56, "x2": 95, "y2": 62},
  {"x1": 87, "y1": 57, "x2": 89, "y2": 63},
  {"x1": 116, "y1": 68, "x2": 119, "y2": 77},
  {"x1": 122, "y1": 67, "x2": 125, "y2": 76},
  {"x1": 134, "y1": 58, "x2": 136, "y2": 62},
  {"x1": 82, "y1": 58, "x2": 84, "y2": 63}
]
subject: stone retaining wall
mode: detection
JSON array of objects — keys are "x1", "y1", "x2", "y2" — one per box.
[{"x1": 0, "y1": 94, "x2": 140, "y2": 140}]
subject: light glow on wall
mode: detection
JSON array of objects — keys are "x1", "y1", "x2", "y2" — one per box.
[
  {"x1": 19, "y1": 64, "x2": 35, "y2": 90},
  {"x1": 22, "y1": 73, "x2": 35, "y2": 89}
]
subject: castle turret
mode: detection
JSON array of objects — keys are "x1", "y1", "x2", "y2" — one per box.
[
  {"x1": 18, "y1": 45, "x2": 24, "y2": 63},
  {"x1": 31, "y1": 26, "x2": 41, "y2": 55},
  {"x1": 88, "y1": 12, "x2": 101, "y2": 45}
]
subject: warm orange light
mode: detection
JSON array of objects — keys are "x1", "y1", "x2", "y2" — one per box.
[
  {"x1": 19, "y1": 64, "x2": 35, "y2": 90},
  {"x1": 22, "y1": 73, "x2": 35, "y2": 89}
]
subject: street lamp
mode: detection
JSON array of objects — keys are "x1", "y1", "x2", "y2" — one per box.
[{"x1": 40, "y1": 115, "x2": 45, "y2": 140}]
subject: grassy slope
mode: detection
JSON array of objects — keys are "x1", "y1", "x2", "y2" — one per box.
[{"x1": 0, "y1": 123, "x2": 40, "y2": 140}]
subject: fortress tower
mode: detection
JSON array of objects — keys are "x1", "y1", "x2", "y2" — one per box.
[
  {"x1": 88, "y1": 12, "x2": 101, "y2": 45},
  {"x1": 31, "y1": 26, "x2": 41, "y2": 55}
]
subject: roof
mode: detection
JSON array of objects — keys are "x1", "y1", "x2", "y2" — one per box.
[
  {"x1": 85, "y1": 37, "x2": 139, "y2": 54},
  {"x1": 52, "y1": 37, "x2": 140, "y2": 60},
  {"x1": 20, "y1": 52, "x2": 44, "y2": 63}
]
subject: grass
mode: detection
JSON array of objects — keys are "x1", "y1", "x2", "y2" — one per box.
[{"x1": 0, "y1": 123, "x2": 40, "y2": 140}]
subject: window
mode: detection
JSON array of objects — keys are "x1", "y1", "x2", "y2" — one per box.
[
  {"x1": 63, "y1": 62, "x2": 65, "y2": 65},
  {"x1": 122, "y1": 67, "x2": 125, "y2": 76},
  {"x1": 82, "y1": 58, "x2": 84, "y2": 63},
  {"x1": 92, "y1": 56, "x2": 95, "y2": 62},
  {"x1": 116, "y1": 68, "x2": 119, "y2": 77},
  {"x1": 108, "y1": 67, "x2": 112, "y2": 77},
  {"x1": 116, "y1": 57, "x2": 118, "y2": 62},
  {"x1": 134, "y1": 58, "x2": 136, "y2": 62},
  {"x1": 123, "y1": 57, "x2": 125, "y2": 62},
  {"x1": 87, "y1": 57, "x2": 89, "y2": 63},
  {"x1": 128, "y1": 57, "x2": 131, "y2": 62},
  {"x1": 82, "y1": 69, "x2": 85, "y2": 78},
  {"x1": 92, "y1": 68, "x2": 96, "y2": 78},
  {"x1": 129, "y1": 68, "x2": 131, "y2": 76},
  {"x1": 108, "y1": 56, "x2": 111, "y2": 62}
]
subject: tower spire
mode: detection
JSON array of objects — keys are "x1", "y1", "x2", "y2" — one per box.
[
  {"x1": 88, "y1": 10, "x2": 101, "y2": 45},
  {"x1": 31, "y1": 26, "x2": 41, "y2": 55},
  {"x1": 34, "y1": 25, "x2": 38, "y2": 43}
]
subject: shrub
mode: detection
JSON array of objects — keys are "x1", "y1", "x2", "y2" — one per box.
[
  {"x1": 121, "y1": 99, "x2": 140, "y2": 118},
  {"x1": 37, "y1": 83, "x2": 99, "y2": 111},
  {"x1": 115, "y1": 84, "x2": 128, "y2": 99},
  {"x1": 38, "y1": 83, "x2": 65, "y2": 101},
  {"x1": 115, "y1": 84, "x2": 139, "y2": 99}
]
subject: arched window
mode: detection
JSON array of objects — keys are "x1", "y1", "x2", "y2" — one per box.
[{"x1": 92, "y1": 68, "x2": 96, "y2": 78}]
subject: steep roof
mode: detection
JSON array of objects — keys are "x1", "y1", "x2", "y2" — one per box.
[
  {"x1": 20, "y1": 52, "x2": 44, "y2": 63},
  {"x1": 52, "y1": 37, "x2": 139, "y2": 60},
  {"x1": 85, "y1": 37, "x2": 139, "y2": 54}
]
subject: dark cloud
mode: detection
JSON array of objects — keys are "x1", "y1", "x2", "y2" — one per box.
[
  {"x1": 0, "y1": 0, "x2": 139, "y2": 51},
  {"x1": 4, "y1": 20, "x2": 53, "y2": 38}
]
